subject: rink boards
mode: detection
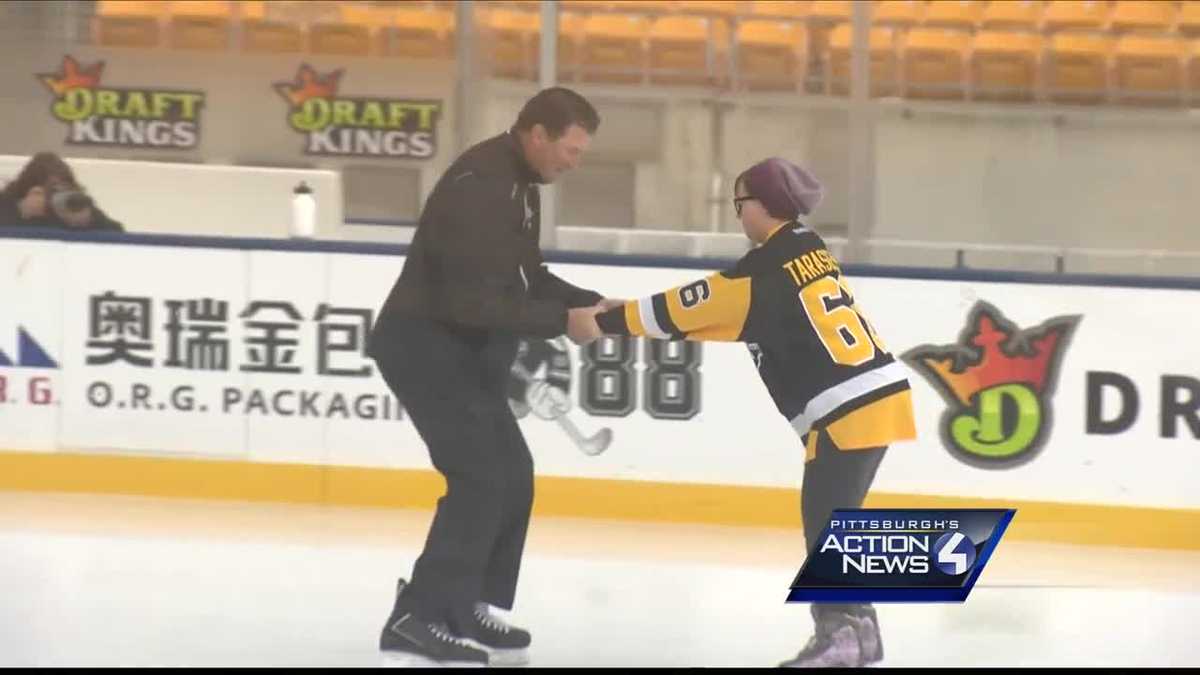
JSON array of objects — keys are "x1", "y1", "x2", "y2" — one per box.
[{"x1": 1, "y1": 231, "x2": 1198, "y2": 548}]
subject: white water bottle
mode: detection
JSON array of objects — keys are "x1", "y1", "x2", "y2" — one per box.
[{"x1": 290, "y1": 181, "x2": 316, "y2": 238}]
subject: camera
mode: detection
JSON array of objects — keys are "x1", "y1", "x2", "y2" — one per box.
[{"x1": 48, "y1": 186, "x2": 93, "y2": 217}]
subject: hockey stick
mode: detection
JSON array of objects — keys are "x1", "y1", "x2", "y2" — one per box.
[{"x1": 511, "y1": 361, "x2": 612, "y2": 456}]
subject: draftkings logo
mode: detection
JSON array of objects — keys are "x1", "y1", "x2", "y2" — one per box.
[
  {"x1": 902, "y1": 302, "x2": 1080, "y2": 469},
  {"x1": 274, "y1": 64, "x2": 442, "y2": 158},
  {"x1": 788, "y1": 509, "x2": 1014, "y2": 603},
  {"x1": 37, "y1": 55, "x2": 204, "y2": 149}
]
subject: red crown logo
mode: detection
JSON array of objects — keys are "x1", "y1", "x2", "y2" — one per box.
[
  {"x1": 274, "y1": 64, "x2": 343, "y2": 107},
  {"x1": 38, "y1": 55, "x2": 104, "y2": 97},
  {"x1": 904, "y1": 303, "x2": 1080, "y2": 408}
]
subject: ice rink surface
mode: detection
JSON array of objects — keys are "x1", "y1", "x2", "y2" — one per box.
[{"x1": 2, "y1": 492, "x2": 1198, "y2": 668}]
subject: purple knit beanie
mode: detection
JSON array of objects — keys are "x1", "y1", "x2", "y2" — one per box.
[{"x1": 736, "y1": 157, "x2": 823, "y2": 220}]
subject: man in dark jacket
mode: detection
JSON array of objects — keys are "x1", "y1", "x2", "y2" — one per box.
[
  {"x1": 369, "y1": 87, "x2": 614, "y2": 667},
  {"x1": 0, "y1": 152, "x2": 124, "y2": 232}
]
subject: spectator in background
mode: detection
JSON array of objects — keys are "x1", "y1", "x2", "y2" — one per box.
[{"x1": 0, "y1": 152, "x2": 124, "y2": 232}]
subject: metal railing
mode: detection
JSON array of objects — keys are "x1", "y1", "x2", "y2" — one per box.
[{"x1": 552, "y1": 226, "x2": 1200, "y2": 278}]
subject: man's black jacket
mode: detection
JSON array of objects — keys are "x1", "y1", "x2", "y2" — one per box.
[
  {"x1": 0, "y1": 194, "x2": 125, "y2": 232},
  {"x1": 370, "y1": 131, "x2": 602, "y2": 354}
]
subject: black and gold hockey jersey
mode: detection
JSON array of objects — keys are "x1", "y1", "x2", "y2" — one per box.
[{"x1": 595, "y1": 222, "x2": 916, "y2": 460}]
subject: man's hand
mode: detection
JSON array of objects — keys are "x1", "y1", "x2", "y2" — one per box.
[
  {"x1": 567, "y1": 306, "x2": 602, "y2": 345},
  {"x1": 597, "y1": 298, "x2": 628, "y2": 312},
  {"x1": 17, "y1": 186, "x2": 47, "y2": 220}
]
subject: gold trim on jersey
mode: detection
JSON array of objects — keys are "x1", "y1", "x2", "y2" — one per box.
[
  {"x1": 666, "y1": 274, "x2": 752, "y2": 342},
  {"x1": 804, "y1": 431, "x2": 820, "y2": 462},
  {"x1": 623, "y1": 301, "x2": 648, "y2": 336},
  {"x1": 824, "y1": 389, "x2": 918, "y2": 451},
  {"x1": 636, "y1": 294, "x2": 669, "y2": 338},
  {"x1": 621, "y1": 272, "x2": 753, "y2": 342}
]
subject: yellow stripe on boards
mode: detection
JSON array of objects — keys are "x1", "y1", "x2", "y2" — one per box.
[{"x1": 0, "y1": 451, "x2": 1197, "y2": 550}]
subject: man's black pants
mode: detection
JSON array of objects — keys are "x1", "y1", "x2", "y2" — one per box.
[{"x1": 372, "y1": 316, "x2": 534, "y2": 628}]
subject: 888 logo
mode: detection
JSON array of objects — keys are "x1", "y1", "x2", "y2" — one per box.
[{"x1": 513, "y1": 336, "x2": 701, "y2": 421}]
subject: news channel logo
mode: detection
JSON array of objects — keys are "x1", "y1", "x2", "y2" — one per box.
[{"x1": 787, "y1": 509, "x2": 1015, "y2": 603}]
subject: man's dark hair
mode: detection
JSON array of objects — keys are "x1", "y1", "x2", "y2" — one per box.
[
  {"x1": 1, "y1": 152, "x2": 79, "y2": 201},
  {"x1": 513, "y1": 87, "x2": 600, "y2": 139}
]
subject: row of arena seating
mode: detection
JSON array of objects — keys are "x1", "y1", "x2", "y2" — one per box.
[
  {"x1": 565, "y1": 1, "x2": 1200, "y2": 33},
  {"x1": 824, "y1": 26, "x2": 1200, "y2": 102},
  {"x1": 93, "y1": 2, "x2": 1200, "y2": 52},
  {"x1": 92, "y1": 1, "x2": 1200, "y2": 102}
]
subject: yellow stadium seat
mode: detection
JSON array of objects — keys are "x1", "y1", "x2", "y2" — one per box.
[
  {"x1": 1109, "y1": 1, "x2": 1177, "y2": 33},
  {"x1": 580, "y1": 13, "x2": 649, "y2": 84},
  {"x1": 255, "y1": 1, "x2": 340, "y2": 24},
  {"x1": 168, "y1": 0, "x2": 229, "y2": 16},
  {"x1": 340, "y1": 3, "x2": 396, "y2": 29},
  {"x1": 971, "y1": 30, "x2": 1042, "y2": 101},
  {"x1": 242, "y1": 19, "x2": 304, "y2": 53},
  {"x1": 95, "y1": 0, "x2": 162, "y2": 48},
  {"x1": 1114, "y1": 34, "x2": 1186, "y2": 103},
  {"x1": 807, "y1": 0, "x2": 847, "y2": 76},
  {"x1": 826, "y1": 23, "x2": 899, "y2": 96},
  {"x1": 383, "y1": 7, "x2": 454, "y2": 60},
  {"x1": 487, "y1": 8, "x2": 540, "y2": 34},
  {"x1": 560, "y1": 0, "x2": 615, "y2": 10},
  {"x1": 1042, "y1": 1, "x2": 1108, "y2": 32},
  {"x1": 921, "y1": 0, "x2": 982, "y2": 29},
  {"x1": 337, "y1": 3, "x2": 397, "y2": 54},
  {"x1": 677, "y1": 1, "x2": 743, "y2": 17},
  {"x1": 1180, "y1": 3, "x2": 1200, "y2": 37},
  {"x1": 310, "y1": 22, "x2": 371, "y2": 56},
  {"x1": 809, "y1": 0, "x2": 851, "y2": 22},
  {"x1": 555, "y1": 13, "x2": 588, "y2": 81},
  {"x1": 1189, "y1": 39, "x2": 1200, "y2": 98},
  {"x1": 485, "y1": 8, "x2": 540, "y2": 79},
  {"x1": 165, "y1": 1, "x2": 230, "y2": 51},
  {"x1": 736, "y1": 19, "x2": 807, "y2": 90},
  {"x1": 980, "y1": 0, "x2": 1040, "y2": 30},
  {"x1": 1046, "y1": 32, "x2": 1113, "y2": 103},
  {"x1": 873, "y1": 0, "x2": 922, "y2": 27},
  {"x1": 618, "y1": 0, "x2": 679, "y2": 13},
  {"x1": 489, "y1": 9, "x2": 583, "y2": 81},
  {"x1": 902, "y1": 27, "x2": 970, "y2": 99},
  {"x1": 648, "y1": 15, "x2": 729, "y2": 85},
  {"x1": 97, "y1": 0, "x2": 163, "y2": 17},
  {"x1": 238, "y1": 0, "x2": 266, "y2": 21},
  {"x1": 749, "y1": 1, "x2": 811, "y2": 19},
  {"x1": 169, "y1": 16, "x2": 230, "y2": 50}
]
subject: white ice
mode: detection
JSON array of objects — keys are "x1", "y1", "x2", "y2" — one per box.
[{"x1": 1, "y1": 492, "x2": 1197, "y2": 667}]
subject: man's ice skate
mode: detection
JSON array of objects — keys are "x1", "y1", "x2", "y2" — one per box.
[
  {"x1": 380, "y1": 613, "x2": 489, "y2": 668},
  {"x1": 455, "y1": 602, "x2": 532, "y2": 667},
  {"x1": 379, "y1": 578, "x2": 488, "y2": 668}
]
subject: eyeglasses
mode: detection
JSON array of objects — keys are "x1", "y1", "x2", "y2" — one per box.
[{"x1": 732, "y1": 196, "x2": 756, "y2": 217}]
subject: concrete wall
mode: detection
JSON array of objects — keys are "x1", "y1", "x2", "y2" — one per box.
[
  {"x1": 718, "y1": 103, "x2": 849, "y2": 236},
  {"x1": 873, "y1": 107, "x2": 1200, "y2": 251},
  {"x1": 3, "y1": 37, "x2": 1199, "y2": 255}
]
